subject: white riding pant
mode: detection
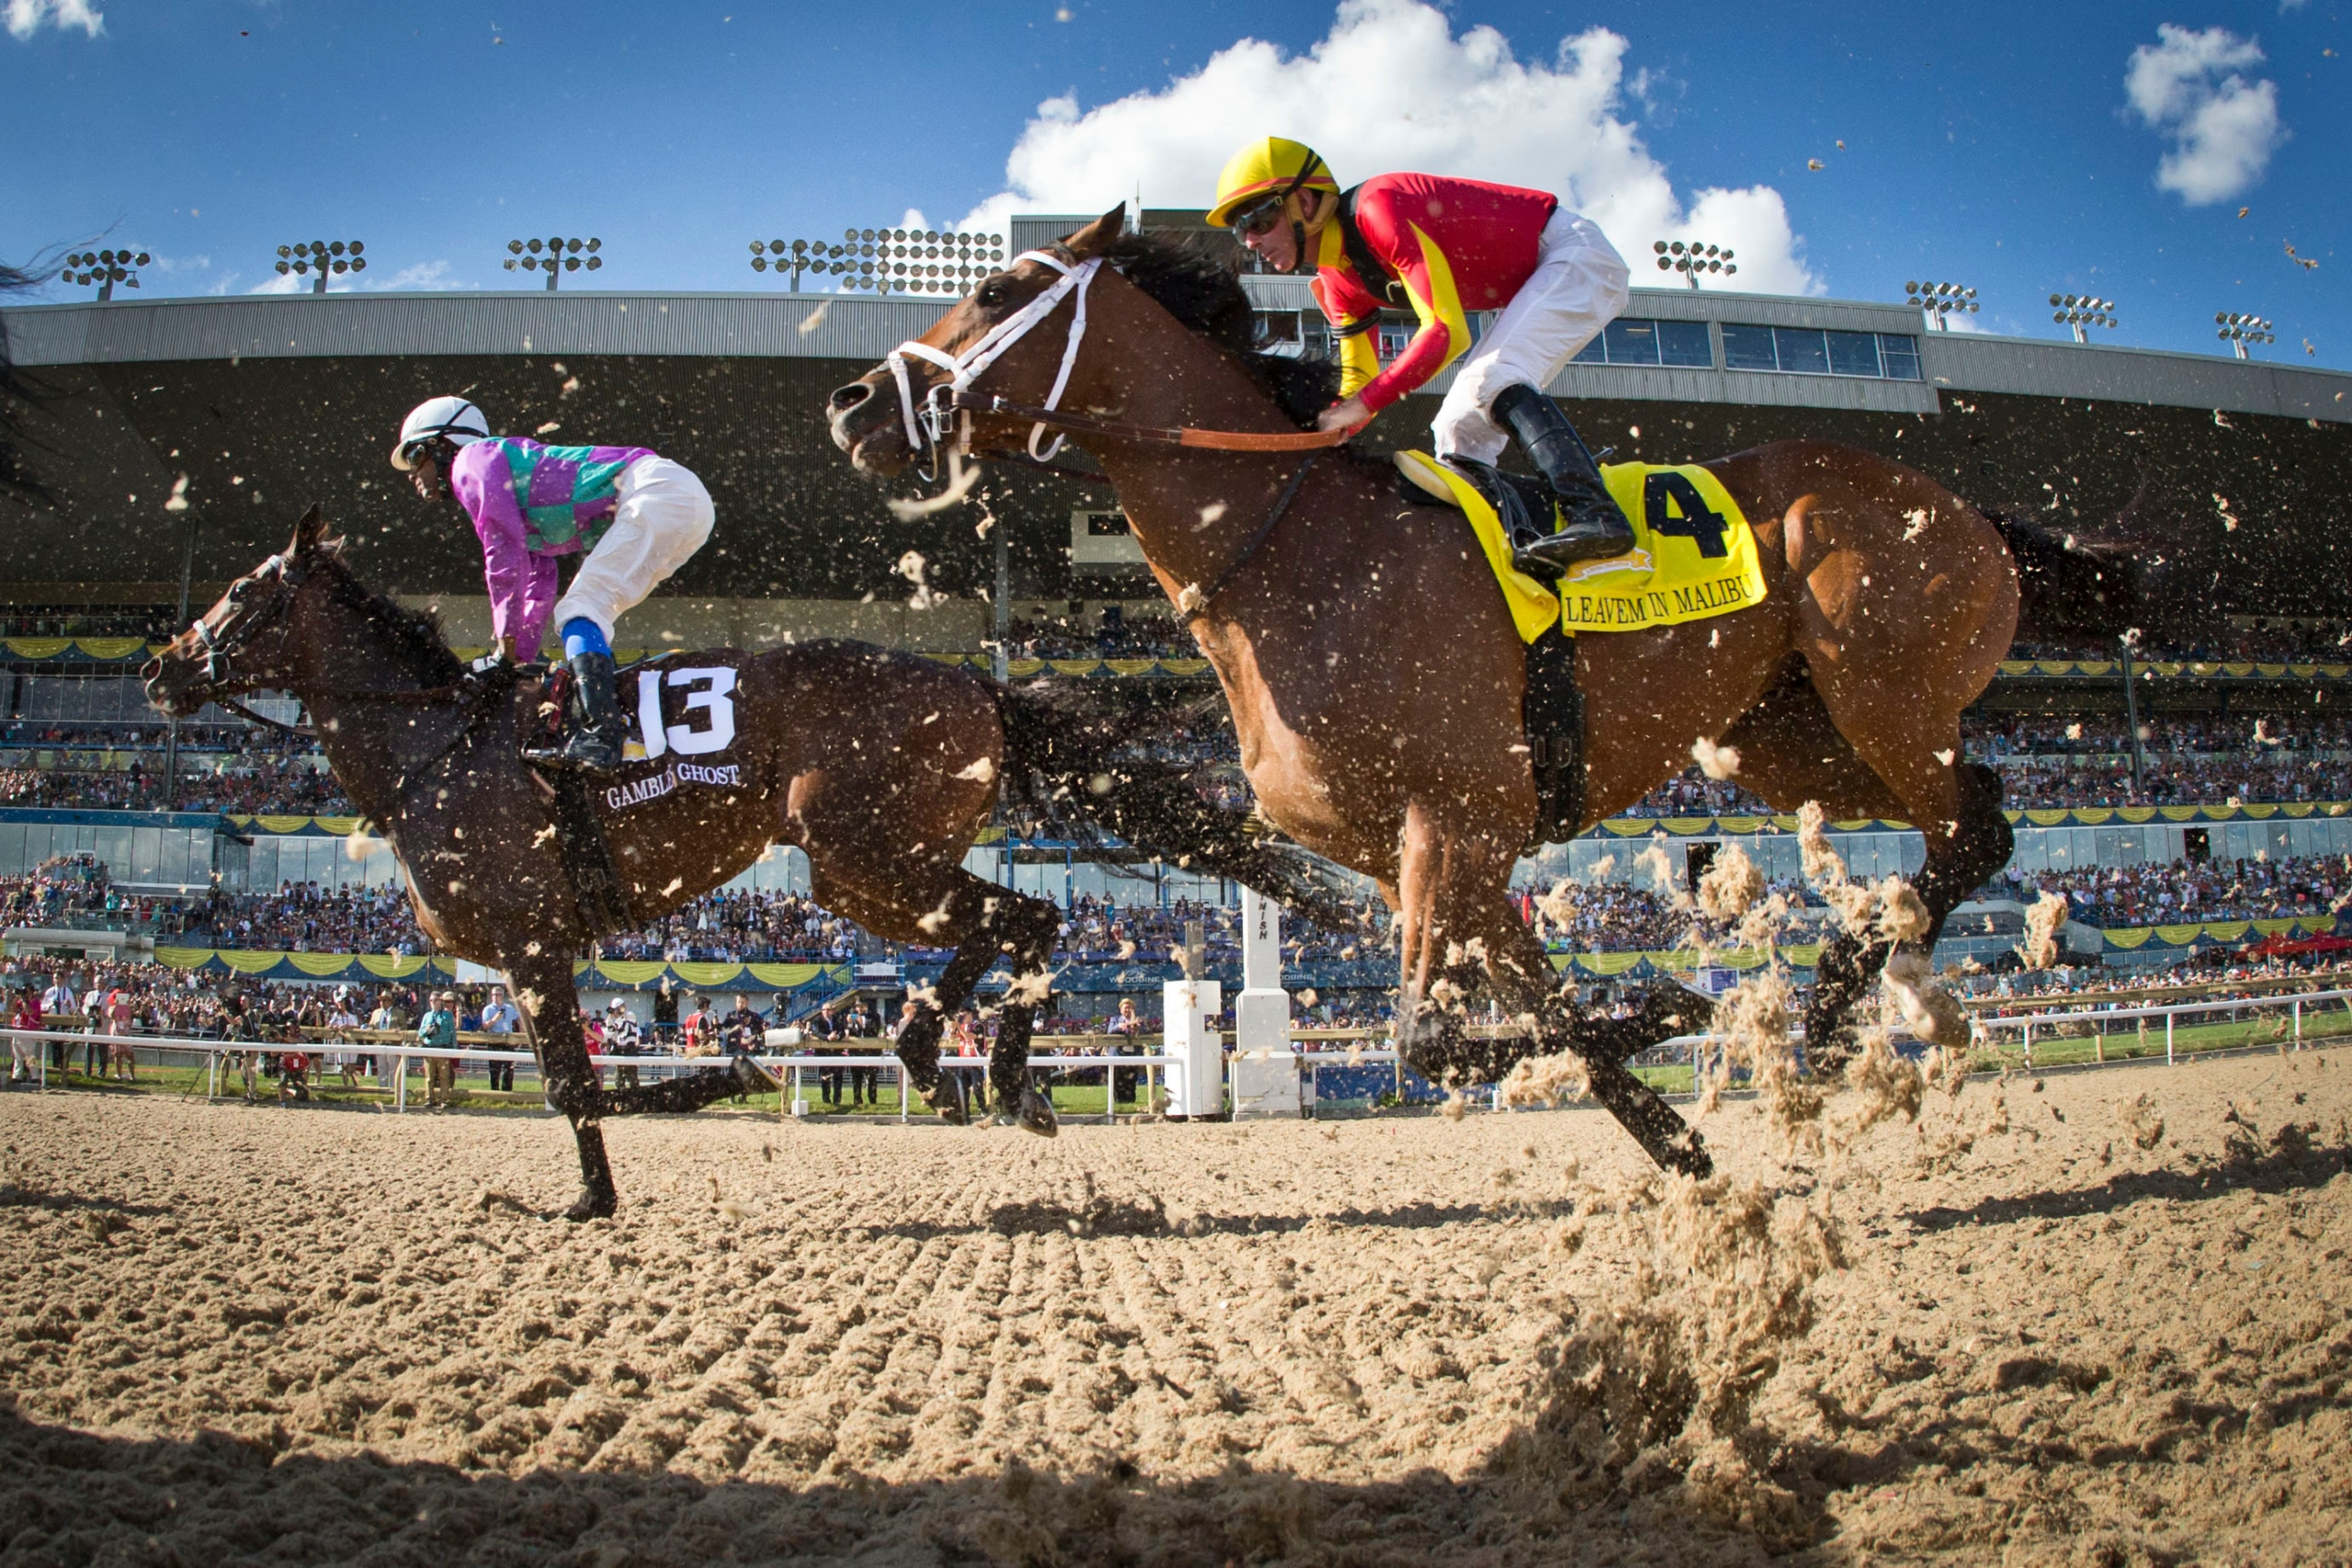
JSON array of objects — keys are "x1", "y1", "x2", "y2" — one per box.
[
  {"x1": 551, "y1": 456, "x2": 715, "y2": 646},
  {"x1": 1430, "y1": 208, "x2": 1630, "y2": 465}
]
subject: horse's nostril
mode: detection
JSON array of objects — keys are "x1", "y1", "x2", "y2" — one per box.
[{"x1": 829, "y1": 381, "x2": 874, "y2": 413}]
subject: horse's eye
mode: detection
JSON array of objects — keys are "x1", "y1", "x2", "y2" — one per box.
[
  {"x1": 978, "y1": 281, "x2": 1007, "y2": 308},
  {"x1": 229, "y1": 581, "x2": 249, "y2": 602}
]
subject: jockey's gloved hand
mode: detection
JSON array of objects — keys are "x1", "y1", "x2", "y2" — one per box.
[{"x1": 468, "y1": 648, "x2": 510, "y2": 675}]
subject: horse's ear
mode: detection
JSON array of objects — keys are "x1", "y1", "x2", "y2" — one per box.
[
  {"x1": 290, "y1": 503, "x2": 327, "y2": 556},
  {"x1": 1063, "y1": 204, "x2": 1129, "y2": 260}
]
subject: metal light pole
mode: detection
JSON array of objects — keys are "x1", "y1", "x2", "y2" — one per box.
[
  {"x1": 504, "y1": 237, "x2": 602, "y2": 290},
  {"x1": 2050, "y1": 294, "x2": 2118, "y2": 344},
  {"x1": 752, "y1": 230, "x2": 1007, "y2": 295},
  {"x1": 2216, "y1": 312, "x2": 2274, "y2": 359},
  {"x1": 1652, "y1": 240, "x2": 1736, "y2": 289},
  {"x1": 275, "y1": 240, "x2": 366, "y2": 293},
  {"x1": 1905, "y1": 279, "x2": 1978, "y2": 330},
  {"x1": 62, "y1": 249, "x2": 149, "y2": 301}
]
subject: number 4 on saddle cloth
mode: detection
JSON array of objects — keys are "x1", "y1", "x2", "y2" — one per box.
[{"x1": 1395, "y1": 450, "x2": 1770, "y2": 849}]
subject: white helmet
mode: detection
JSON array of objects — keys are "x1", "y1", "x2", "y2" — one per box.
[{"x1": 390, "y1": 396, "x2": 492, "y2": 469}]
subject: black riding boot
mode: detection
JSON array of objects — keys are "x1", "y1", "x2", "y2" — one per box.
[
  {"x1": 1491, "y1": 382, "x2": 1634, "y2": 575},
  {"x1": 526, "y1": 650, "x2": 626, "y2": 773}
]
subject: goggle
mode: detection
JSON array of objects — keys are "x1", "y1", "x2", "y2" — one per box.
[{"x1": 1230, "y1": 191, "x2": 1293, "y2": 240}]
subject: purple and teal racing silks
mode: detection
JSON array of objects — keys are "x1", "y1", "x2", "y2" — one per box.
[{"x1": 449, "y1": 436, "x2": 654, "y2": 656}]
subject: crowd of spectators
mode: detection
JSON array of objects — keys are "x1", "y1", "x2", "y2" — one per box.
[
  {"x1": 2000, "y1": 852, "x2": 2349, "y2": 930},
  {"x1": 0, "y1": 755, "x2": 354, "y2": 816},
  {"x1": 1001, "y1": 606, "x2": 1196, "y2": 661},
  {"x1": 2010, "y1": 618, "x2": 2352, "y2": 665},
  {"x1": 1611, "y1": 711, "x2": 2352, "y2": 818}
]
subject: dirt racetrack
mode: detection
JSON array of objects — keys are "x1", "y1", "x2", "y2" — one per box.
[{"x1": 3, "y1": 1047, "x2": 2348, "y2": 1566}]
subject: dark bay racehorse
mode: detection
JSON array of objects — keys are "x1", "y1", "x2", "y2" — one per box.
[
  {"x1": 831, "y1": 210, "x2": 2133, "y2": 1179},
  {"x1": 145, "y1": 507, "x2": 1335, "y2": 1216}
]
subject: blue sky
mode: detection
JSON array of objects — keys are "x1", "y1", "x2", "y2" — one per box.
[{"x1": 2, "y1": 0, "x2": 2343, "y2": 367}]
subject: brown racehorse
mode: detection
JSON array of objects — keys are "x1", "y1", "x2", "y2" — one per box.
[
  {"x1": 831, "y1": 210, "x2": 2125, "y2": 1179},
  {"x1": 144, "y1": 505, "x2": 1311, "y2": 1217}
]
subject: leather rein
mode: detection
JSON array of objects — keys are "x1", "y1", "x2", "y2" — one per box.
[
  {"x1": 173, "y1": 552, "x2": 511, "y2": 795},
  {"x1": 887, "y1": 246, "x2": 1347, "y2": 618}
]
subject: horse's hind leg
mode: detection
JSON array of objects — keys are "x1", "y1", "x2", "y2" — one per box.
[
  {"x1": 888, "y1": 884, "x2": 1011, "y2": 1114},
  {"x1": 1723, "y1": 671, "x2": 1997, "y2": 1068},
  {"x1": 1394, "y1": 799, "x2": 1711, "y2": 1176},
  {"x1": 507, "y1": 953, "x2": 618, "y2": 1221}
]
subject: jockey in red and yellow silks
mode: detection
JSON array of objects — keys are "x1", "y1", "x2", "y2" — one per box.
[{"x1": 1209, "y1": 138, "x2": 1634, "y2": 575}]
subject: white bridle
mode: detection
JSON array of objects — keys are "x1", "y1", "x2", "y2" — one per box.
[{"x1": 886, "y1": 249, "x2": 1102, "y2": 476}]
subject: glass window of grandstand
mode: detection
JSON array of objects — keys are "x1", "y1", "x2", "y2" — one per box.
[
  {"x1": 1720, "y1": 324, "x2": 1921, "y2": 380},
  {"x1": 1570, "y1": 318, "x2": 1713, "y2": 367}
]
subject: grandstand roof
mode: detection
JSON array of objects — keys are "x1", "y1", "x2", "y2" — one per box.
[{"x1": 4, "y1": 276, "x2": 2348, "y2": 612}]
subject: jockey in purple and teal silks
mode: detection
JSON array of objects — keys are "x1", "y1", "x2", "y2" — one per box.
[{"x1": 391, "y1": 396, "x2": 713, "y2": 774}]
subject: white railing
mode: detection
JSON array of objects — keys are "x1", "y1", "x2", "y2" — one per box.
[
  {"x1": 1967, "y1": 985, "x2": 2352, "y2": 1068},
  {"x1": 2, "y1": 1026, "x2": 1417, "y2": 1121}
]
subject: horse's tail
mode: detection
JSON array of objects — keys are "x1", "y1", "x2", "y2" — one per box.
[
  {"x1": 1983, "y1": 505, "x2": 2148, "y2": 642},
  {"x1": 991, "y1": 679, "x2": 1368, "y2": 935}
]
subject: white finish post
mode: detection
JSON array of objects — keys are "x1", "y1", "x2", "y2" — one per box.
[
  {"x1": 1231, "y1": 889, "x2": 1298, "y2": 1120},
  {"x1": 1161, "y1": 979, "x2": 1223, "y2": 1119}
]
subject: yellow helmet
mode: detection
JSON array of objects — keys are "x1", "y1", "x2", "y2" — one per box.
[{"x1": 1206, "y1": 137, "x2": 1339, "y2": 229}]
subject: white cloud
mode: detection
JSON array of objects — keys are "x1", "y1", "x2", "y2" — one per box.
[
  {"x1": 248, "y1": 272, "x2": 310, "y2": 295},
  {"x1": 2124, "y1": 23, "x2": 2285, "y2": 206},
  {"x1": 956, "y1": 0, "x2": 1815, "y2": 295},
  {"x1": 6, "y1": 0, "x2": 101, "y2": 40}
]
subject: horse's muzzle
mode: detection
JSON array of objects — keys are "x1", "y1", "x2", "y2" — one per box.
[
  {"x1": 141, "y1": 650, "x2": 206, "y2": 718},
  {"x1": 828, "y1": 375, "x2": 911, "y2": 474}
]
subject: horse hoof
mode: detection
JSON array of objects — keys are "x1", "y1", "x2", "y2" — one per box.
[
  {"x1": 929, "y1": 1096, "x2": 969, "y2": 1126},
  {"x1": 1016, "y1": 1089, "x2": 1060, "y2": 1139},
  {"x1": 565, "y1": 1189, "x2": 616, "y2": 1222}
]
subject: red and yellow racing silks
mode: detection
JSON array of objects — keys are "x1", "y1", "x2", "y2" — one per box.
[{"x1": 1309, "y1": 173, "x2": 1558, "y2": 413}]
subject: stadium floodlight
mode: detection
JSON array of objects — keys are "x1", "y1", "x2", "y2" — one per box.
[
  {"x1": 1651, "y1": 239, "x2": 1736, "y2": 290},
  {"x1": 274, "y1": 239, "x2": 367, "y2": 295},
  {"x1": 61, "y1": 248, "x2": 150, "y2": 302},
  {"x1": 503, "y1": 236, "x2": 603, "y2": 291},
  {"x1": 1904, "y1": 279, "x2": 1979, "y2": 331},
  {"x1": 750, "y1": 230, "x2": 1009, "y2": 295},
  {"x1": 2215, "y1": 310, "x2": 2275, "y2": 360},
  {"x1": 2048, "y1": 293, "x2": 2119, "y2": 344}
]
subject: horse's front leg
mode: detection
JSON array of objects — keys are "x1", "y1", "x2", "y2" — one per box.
[
  {"x1": 988, "y1": 891, "x2": 1064, "y2": 1137},
  {"x1": 1390, "y1": 801, "x2": 1499, "y2": 1090},
  {"x1": 507, "y1": 953, "x2": 617, "y2": 1221}
]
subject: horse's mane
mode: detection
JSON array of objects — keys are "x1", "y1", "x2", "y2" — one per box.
[
  {"x1": 1097, "y1": 231, "x2": 1340, "y2": 429},
  {"x1": 314, "y1": 551, "x2": 467, "y2": 686}
]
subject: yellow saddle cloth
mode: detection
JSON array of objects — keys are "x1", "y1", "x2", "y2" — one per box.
[{"x1": 1396, "y1": 450, "x2": 1768, "y2": 642}]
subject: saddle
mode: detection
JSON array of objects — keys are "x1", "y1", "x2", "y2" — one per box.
[{"x1": 522, "y1": 667, "x2": 637, "y2": 939}]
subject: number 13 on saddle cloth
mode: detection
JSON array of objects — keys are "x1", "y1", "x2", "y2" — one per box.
[{"x1": 1395, "y1": 449, "x2": 1768, "y2": 641}]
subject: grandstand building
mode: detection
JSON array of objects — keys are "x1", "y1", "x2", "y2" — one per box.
[{"x1": 6, "y1": 215, "x2": 2352, "y2": 982}]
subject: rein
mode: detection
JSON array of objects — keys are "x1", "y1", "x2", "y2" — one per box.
[
  {"x1": 1181, "y1": 450, "x2": 1324, "y2": 620},
  {"x1": 948, "y1": 390, "x2": 1349, "y2": 453},
  {"x1": 171, "y1": 548, "x2": 515, "y2": 798},
  {"x1": 886, "y1": 247, "x2": 1348, "y2": 625},
  {"x1": 887, "y1": 247, "x2": 1351, "y2": 479}
]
